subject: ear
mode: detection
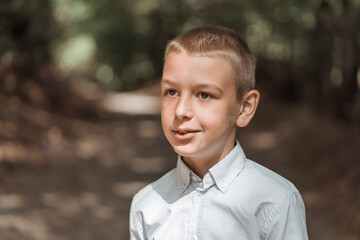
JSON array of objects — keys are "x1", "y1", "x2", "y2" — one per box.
[{"x1": 236, "y1": 90, "x2": 260, "y2": 127}]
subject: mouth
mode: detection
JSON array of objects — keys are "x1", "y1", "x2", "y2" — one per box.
[
  {"x1": 173, "y1": 129, "x2": 200, "y2": 134},
  {"x1": 172, "y1": 129, "x2": 200, "y2": 138}
]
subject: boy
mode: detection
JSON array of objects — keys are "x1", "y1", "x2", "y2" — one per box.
[{"x1": 130, "y1": 25, "x2": 308, "y2": 240}]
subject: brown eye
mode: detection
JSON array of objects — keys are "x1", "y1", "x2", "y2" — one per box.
[
  {"x1": 199, "y1": 92, "x2": 210, "y2": 100},
  {"x1": 166, "y1": 89, "x2": 178, "y2": 96}
]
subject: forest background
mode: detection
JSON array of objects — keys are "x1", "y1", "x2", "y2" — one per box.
[{"x1": 0, "y1": 0, "x2": 359, "y2": 239}]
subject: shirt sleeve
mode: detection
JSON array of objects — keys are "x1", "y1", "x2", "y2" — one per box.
[
  {"x1": 264, "y1": 192, "x2": 309, "y2": 240},
  {"x1": 129, "y1": 198, "x2": 145, "y2": 240}
]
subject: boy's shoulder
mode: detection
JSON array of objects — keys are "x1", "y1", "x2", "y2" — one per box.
[
  {"x1": 238, "y1": 158, "x2": 300, "y2": 204},
  {"x1": 131, "y1": 168, "x2": 178, "y2": 213}
]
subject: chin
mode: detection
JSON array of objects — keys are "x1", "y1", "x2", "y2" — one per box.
[
  {"x1": 172, "y1": 144, "x2": 207, "y2": 160},
  {"x1": 172, "y1": 145, "x2": 197, "y2": 157}
]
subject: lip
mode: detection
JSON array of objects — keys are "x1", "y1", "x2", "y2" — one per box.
[{"x1": 172, "y1": 129, "x2": 200, "y2": 140}]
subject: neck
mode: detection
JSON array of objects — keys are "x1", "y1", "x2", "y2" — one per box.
[
  {"x1": 183, "y1": 156, "x2": 220, "y2": 178},
  {"x1": 182, "y1": 140, "x2": 236, "y2": 178}
]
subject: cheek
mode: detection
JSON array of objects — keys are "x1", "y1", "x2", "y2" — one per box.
[
  {"x1": 161, "y1": 112, "x2": 169, "y2": 127},
  {"x1": 202, "y1": 109, "x2": 237, "y2": 133},
  {"x1": 161, "y1": 106, "x2": 173, "y2": 128},
  {"x1": 198, "y1": 114, "x2": 223, "y2": 131},
  {"x1": 201, "y1": 103, "x2": 236, "y2": 122},
  {"x1": 224, "y1": 100, "x2": 240, "y2": 122},
  {"x1": 228, "y1": 108, "x2": 239, "y2": 124},
  {"x1": 161, "y1": 101, "x2": 169, "y2": 115}
]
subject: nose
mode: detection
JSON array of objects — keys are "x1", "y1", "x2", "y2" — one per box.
[{"x1": 175, "y1": 94, "x2": 193, "y2": 119}]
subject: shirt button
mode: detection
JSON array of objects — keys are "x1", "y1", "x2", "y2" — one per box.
[
  {"x1": 191, "y1": 235, "x2": 198, "y2": 240},
  {"x1": 197, "y1": 191, "x2": 204, "y2": 196},
  {"x1": 191, "y1": 176, "x2": 198, "y2": 182},
  {"x1": 220, "y1": 182, "x2": 227, "y2": 189}
]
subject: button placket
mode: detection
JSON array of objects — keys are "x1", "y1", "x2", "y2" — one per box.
[
  {"x1": 191, "y1": 235, "x2": 198, "y2": 240},
  {"x1": 188, "y1": 181, "x2": 205, "y2": 240}
]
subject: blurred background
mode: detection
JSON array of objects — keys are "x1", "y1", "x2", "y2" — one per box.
[{"x1": 0, "y1": 0, "x2": 359, "y2": 239}]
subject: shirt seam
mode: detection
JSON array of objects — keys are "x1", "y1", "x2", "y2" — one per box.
[
  {"x1": 262, "y1": 190, "x2": 300, "y2": 238},
  {"x1": 130, "y1": 199, "x2": 145, "y2": 239}
]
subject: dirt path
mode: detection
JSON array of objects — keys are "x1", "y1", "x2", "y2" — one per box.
[{"x1": 0, "y1": 89, "x2": 359, "y2": 239}]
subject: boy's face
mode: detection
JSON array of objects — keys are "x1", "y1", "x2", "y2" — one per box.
[{"x1": 161, "y1": 52, "x2": 241, "y2": 163}]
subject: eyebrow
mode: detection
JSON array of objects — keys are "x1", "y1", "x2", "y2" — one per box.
[
  {"x1": 195, "y1": 83, "x2": 224, "y2": 95},
  {"x1": 161, "y1": 78, "x2": 181, "y2": 88},
  {"x1": 161, "y1": 78, "x2": 175, "y2": 84},
  {"x1": 161, "y1": 78, "x2": 224, "y2": 95}
]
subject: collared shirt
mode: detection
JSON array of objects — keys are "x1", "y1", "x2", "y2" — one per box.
[{"x1": 130, "y1": 142, "x2": 308, "y2": 240}]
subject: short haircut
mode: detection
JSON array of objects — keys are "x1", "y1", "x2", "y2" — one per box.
[{"x1": 164, "y1": 25, "x2": 256, "y2": 99}]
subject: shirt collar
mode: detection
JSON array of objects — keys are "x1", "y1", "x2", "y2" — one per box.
[
  {"x1": 176, "y1": 155, "x2": 192, "y2": 194},
  {"x1": 209, "y1": 140, "x2": 247, "y2": 193},
  {"x1": 175, "y1": 140, "x2": 247, "y2": 194}
]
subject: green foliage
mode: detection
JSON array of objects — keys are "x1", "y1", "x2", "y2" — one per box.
[{"x1": 1, "y1": 0, "x2": 359, "y2": 121}]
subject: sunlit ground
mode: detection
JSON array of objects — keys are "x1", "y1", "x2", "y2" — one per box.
[
  {"x1": 0, "y1": 86, "x2": 359, "y2": 239},
  {"x1": 100, "y1": 92, "x2": 160, "y2": 115}
]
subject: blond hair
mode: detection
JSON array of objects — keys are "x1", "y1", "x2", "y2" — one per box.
[{"x1": 164, "y1": 25, "x2": 256, "y2": 98}]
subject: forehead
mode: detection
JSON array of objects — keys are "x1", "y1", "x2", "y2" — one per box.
[{"x1": 162, "y1": 52, "x2": 235, "y2": 88}]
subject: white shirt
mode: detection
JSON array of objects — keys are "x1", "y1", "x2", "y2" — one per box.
[{"x1": 130, "y1": 142, "x2": 308, "y2": 240}]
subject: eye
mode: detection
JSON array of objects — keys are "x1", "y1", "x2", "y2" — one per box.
[
  {"x1": 165, "y1": 89, "x2": 179, "y2": 96},
  {"x1": 199, "y1": 92, "x2": 211, "y2": 100}
]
